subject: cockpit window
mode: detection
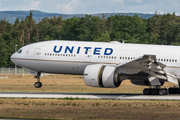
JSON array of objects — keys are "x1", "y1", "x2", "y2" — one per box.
[{"x1": 17, "y1": 49, "x2": 22, "y2": 54}]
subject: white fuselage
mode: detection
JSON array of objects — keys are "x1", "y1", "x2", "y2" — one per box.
[{"x1": 11, "y1": 40, "x2": 180, "y2": 75}]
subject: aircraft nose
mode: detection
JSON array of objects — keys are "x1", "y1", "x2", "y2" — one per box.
[
  {"x1": 11, "y1": 53, "x2": 21, "y2": 65},
  {"x1": 11, "y1": 53, "x2": 16, "y2": 64}
]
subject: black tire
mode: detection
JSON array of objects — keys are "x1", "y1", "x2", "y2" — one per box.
[
  {"x1": 158, "y1": 89, "x2": 168, "y2": 95},
  {"x1": 151, "y1": 89, "x2": 158, "y2": 95},
  {"x1": 39, "y1": 82, "x2": 42, "y2": 88},
  {"x1": 176, "y1": 88, "x2": 180, "y2": 94},
  {"x1": 143, "y1": 88, "x2": 151, "y2": 95},
  {"x1": 34, "y1": 82, "x2": 42, "y2": 88},
  {"x1": 169, "y1": 88, "x2": 176, "y2": 94},
  {"x1": 164, "y1": 88, "x2": 168, "y2": 95},
  {"x1": 158, "y1": 89, "x2": 165, "y2": 95}
]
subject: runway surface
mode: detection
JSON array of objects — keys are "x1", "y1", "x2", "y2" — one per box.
[{"x1": 0, "y1": 92, "x2": 180, "y2": 100}]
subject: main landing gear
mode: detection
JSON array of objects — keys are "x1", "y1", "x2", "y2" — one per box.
[
  {"x1": 168, "y1": 87, "x2": 180, "y2": 94},
  {"x1": 143, "y1": 88, "x2": 168, "y2": 95},
  {"x1": 34, "y1": 72, "x2": 42, "y2": 88},
  {"x1": 143, "y1": 87, "x2": 180, "y2": 95}
]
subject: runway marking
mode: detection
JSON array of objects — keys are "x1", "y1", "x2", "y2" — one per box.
[{"x1": 0, "y1": 92, "x2": 180, "y2": 100}]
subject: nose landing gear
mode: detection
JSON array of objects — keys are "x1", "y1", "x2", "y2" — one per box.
[{"x1": 34, "y1": 72, "x2": 42, "y2": 88}]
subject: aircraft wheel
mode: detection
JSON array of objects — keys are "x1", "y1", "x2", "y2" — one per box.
[
  {"x1": 169, "y1": 87, "x2": 176, "y2": 94},
  {"x1": 151, "y1": 89, "x2": 158, "y2": 95},
  {"x1": 143, "y1": 88, "x2": 151, "y2": 95},
  {"x1": 176, "y1": 88, "x2": 180, "y2": 94},
  {"x1": 164, "y1": 88, "x2": 168, "y2": 95},
  {"x1": 158, "y1": 89, "x2": 167, "y2": 95},
  {"x1": 34, "y1": 82, "x2": 42, "y2": 88},
  {"x1": 158, "y1": 89, "x2": 164, "y2": 95}
]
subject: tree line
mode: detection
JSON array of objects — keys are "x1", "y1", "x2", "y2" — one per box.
[{"x1": 0, "y1": 11, "x2": 180, "y2": 67}]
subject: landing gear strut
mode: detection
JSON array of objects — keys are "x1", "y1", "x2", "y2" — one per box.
[{"x1": 34, "y1": 72, "x2": 42, "y2": 88}]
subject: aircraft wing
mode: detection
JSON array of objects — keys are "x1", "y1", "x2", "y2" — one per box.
[{"x1": 116, "y1": 55, "x2": 179, "y2": 86}]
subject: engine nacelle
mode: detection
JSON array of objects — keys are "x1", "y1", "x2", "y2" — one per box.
[{"x1": 83, "y1": 64, "x2": 121, "y2": 88}]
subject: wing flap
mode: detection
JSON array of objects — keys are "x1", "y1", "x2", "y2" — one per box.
[
  {"x1": 116, "y1": 54, "x2": 166, "y2": 74},
  {"x1": 116, "y1": 54, "x2": 179, "y2": 86},
  {"x1": 164, "y1": 70, "x2": 179, "y2": 86}
]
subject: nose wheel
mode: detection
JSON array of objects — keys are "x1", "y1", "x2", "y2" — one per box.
[
  {"x1": 34, "y1": 72, "x2": 42, "y2": 88},
  {"x1": 34, "y1": 81, "x2": 42, "y2": 88}
]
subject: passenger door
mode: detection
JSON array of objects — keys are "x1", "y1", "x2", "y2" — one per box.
[{"x1": 33, "y1": 48, "x2": 41, "y2": 59}]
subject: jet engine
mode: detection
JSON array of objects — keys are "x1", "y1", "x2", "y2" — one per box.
[
  {"x1": 83, "y1": 65, "x2": 165, "y2": 88},
  {"x1": 83, "y1": 64, "x2": 122, "y2": 88}
]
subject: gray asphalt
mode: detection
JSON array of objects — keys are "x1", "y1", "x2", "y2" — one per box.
[
  {"x1": 0, "y1": 92, "x2": 180, "y2": 120},
  {"x1": 0, "y1": 92, "x2": 180, "y2": 100}
]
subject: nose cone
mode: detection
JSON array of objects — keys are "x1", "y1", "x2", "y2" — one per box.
[
  {"x1": 11, "y1": 53, "x2": 17, "y2": 64},
  {"x1": 11, "y1": 53, "x2": 22, "y2": 65}
]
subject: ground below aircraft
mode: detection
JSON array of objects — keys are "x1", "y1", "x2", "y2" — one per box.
[{"x1": 11, "y1": 40, "x2": 180, "y2": 95}]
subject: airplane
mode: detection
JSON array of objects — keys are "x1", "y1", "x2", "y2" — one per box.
[{"x1": 11, "y1": 40, "x2": 180, "y2": 95}]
